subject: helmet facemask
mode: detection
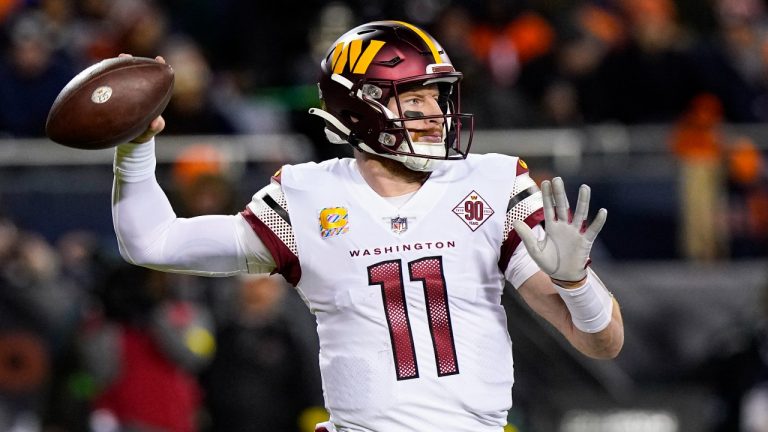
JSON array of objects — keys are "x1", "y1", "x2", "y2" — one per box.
[
  {"x1": 366, "y1": 77, "x2": 472, "y2": 171},
  {"x1": 312, "y1": 72, "x2": 474, "y2": 172}
]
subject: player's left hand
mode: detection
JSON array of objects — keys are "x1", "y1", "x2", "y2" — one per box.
[{"x1": 512, "y1": 177, "x2": 607, "y2": 285}]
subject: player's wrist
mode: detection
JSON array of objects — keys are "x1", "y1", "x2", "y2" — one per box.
[
  {"x1": 551, "y1": 275, "x2": 587, "y2": 289},
  {"x1": 553, "y1": 268, "x2": 613, "y2": 333},
  {"x1": 114, "y1": 138, "x2": 157, "y2": 182}
]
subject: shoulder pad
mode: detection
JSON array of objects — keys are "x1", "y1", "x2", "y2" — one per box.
[
  {"x1": 503, "y1": 170, "x2": 543, "y2": 240},
  {"x1": 280, "y1": 159, "x2": 346, "y2": 191},
  {"x1": 465, "y1": 153, "x2": 522, "y2": 182},
  {"x1": 247, "y1": 182, "x2": 297, "y2": 257}
]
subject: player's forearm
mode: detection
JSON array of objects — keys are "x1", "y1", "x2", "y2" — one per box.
[
  {"x1": 112, "y1": 139, "x2": 174, "y2": 263},
  {"x1": 112, "y1": 174, "x2": 173, "y2": 266},
  {"x1": 569, "y1": 299, "x2": 624, "y2": 359},
  {"x1": 553, "y1": 269, "x2": 624, "y2": 359}
]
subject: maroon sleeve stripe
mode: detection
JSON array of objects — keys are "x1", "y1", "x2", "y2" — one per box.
[
  {"x1": 240, "y1": 207, "x2": 301, "y2": 286},
  {"x1": 498, "y1": 208, "x2": 544, "y2": 274}
]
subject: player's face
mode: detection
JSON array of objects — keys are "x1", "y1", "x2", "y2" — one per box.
[{"x1": 387, "y1": 84, "x2": 445, "y2": 144}]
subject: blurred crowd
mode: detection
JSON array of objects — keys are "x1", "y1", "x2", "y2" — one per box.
[
  {"x1": 0, "y1": 0, "x2": 768, "y2": 430},
  {"x1": 7, "y1": 0, "x2": 768, "y2": 136},
  {"x1": 0, "y1": 160, "x2": 326, "y2": 432}
]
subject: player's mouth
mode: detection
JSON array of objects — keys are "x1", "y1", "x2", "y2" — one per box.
[{"x1": 412, "y1": 131, "x2": 444, "y2": 143}]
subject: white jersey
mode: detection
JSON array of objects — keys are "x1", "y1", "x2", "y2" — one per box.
[{"x1": 240, "y1": 153, "x2": 543, "y2": 432}]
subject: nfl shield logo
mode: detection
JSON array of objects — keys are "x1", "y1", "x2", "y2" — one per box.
[{"x1": 390, "y1": 217, "x2": 408, "y2": 234}]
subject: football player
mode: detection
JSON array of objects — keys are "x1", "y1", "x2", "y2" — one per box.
[{"x1": 113, "y1": 21, "x2": 624, "y2": 432}]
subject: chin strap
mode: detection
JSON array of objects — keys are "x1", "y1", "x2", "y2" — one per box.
[{"x1": 308, "y1": 73, "x2": 359, "y2": 145}]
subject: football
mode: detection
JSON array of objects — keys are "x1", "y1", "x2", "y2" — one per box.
[{"x1": 45, "y1": 56, "x2": 174, "y2": 150}]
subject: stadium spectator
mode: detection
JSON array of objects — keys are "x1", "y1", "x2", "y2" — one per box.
[
  {"x1": 539, "y1": 3, "x2": 626, "y2": 126},
  {"x1": 700, "y1": 279, "x2": 768, "y2": 432},
  {"x1": 82, "y1": 264, "x2": 209, "y2": 432},
  {"x1": 726, "y1": 137, "x2": 768, "y2": 257},
  {"x1": 670, "y1": 93, "x2": 729, "y2": 260},
  {"x1": 707, "y1": 0, "x2": 768, "y2": 122},
  {"x1": 158, "y1": 37, "x2": 239, "y2": 136},
  {"x1": 0, "y1": 216, "x2": 85, "y2": 431},
  {"x1": 594, "y1": 0, "x2": 702, "y2": 124},
  {"x1": 201, "y1": 274, "x2": 323, "y2": 432},
  {"x1": 0, "y1": 11, "x2": 76, "y2": 137}
]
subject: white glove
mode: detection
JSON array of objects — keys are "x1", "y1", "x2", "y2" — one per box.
[{"x1": 512, "y1": 177, "x2": 607, "y2": 283}]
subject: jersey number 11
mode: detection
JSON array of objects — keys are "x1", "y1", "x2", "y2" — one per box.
[{"x1": 367, "y1": 256, "x2": 459, "y2": 380}]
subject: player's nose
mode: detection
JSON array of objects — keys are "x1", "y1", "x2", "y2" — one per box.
[{"x1": 424, "y1": 98, "x2": 444, "y2": 124}]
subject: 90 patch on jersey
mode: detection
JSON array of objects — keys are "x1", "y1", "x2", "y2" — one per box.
[{"x1": 452, "y1": 190, "x2": 494, "y2": 231}]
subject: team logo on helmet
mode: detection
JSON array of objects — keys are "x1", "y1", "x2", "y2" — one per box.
[
  {"x1": 452, "y1": 191, "x2": 494, "y2": 231},
  {"x1": 331, "y1": 39, "x2": 386, "y2": 75}
]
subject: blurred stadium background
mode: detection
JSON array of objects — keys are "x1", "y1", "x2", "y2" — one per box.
[{"x1": 0, "y1": 0, "x2": 767, "y2": 431}]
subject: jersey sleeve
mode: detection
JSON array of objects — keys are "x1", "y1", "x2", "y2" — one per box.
[
  {"x1": 113, "y1": 159, "x2": 252, "y2": 276},
  {"x1": 505, "y1": 225, "x2": 545, "y2": 289},
  {"x1": 113, "y1": 139, "x2": 279, "y2": 277},
  {"x1": 239, "y1": 174, "x2": 302, "y2": 286},
  {"x1": 498, "y1": 159, "x2": 544, "y2": 275}
]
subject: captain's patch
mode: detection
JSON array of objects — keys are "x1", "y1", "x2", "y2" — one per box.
[{"x1": 319, "y1": 207, "x2": 349, "y2": 238}]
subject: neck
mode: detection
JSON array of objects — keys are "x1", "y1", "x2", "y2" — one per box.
[{"x1": 354, "y1": 151, "x2": 429, "y2": 197}]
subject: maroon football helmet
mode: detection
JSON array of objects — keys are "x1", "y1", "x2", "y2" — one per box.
[{"x1": 309, "y1": 20, "x2": 474, "y2": 170}]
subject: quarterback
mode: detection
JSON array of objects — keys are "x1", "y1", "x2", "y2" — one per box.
[{"x1": 112, "y1": 21, "x2": 624, "y2": 432}]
